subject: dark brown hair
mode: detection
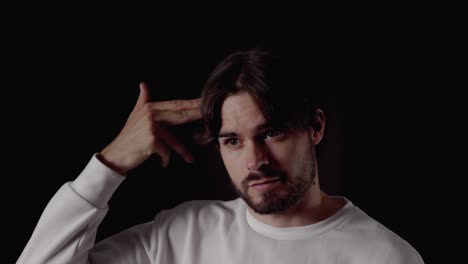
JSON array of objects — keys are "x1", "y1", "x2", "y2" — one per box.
[{"x1": 200, "y1": 48, "x2": 324, "y2": 144}]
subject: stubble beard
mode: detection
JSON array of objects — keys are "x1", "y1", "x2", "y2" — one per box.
[{"x1": 233, "y1": 142, "x2": 317, "y2": 215}]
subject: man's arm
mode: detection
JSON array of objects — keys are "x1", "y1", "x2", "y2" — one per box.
[
  {"x1": 17, "y1": 83, "x2": 202, "y2": 263},
  {"x1": 17, "y1": 155, "x2": 125, "y2": 263}
]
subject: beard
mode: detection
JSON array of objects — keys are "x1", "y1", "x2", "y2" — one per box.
[{"x1": 232, "y1": 139, "x2": 317, "y2": 215}]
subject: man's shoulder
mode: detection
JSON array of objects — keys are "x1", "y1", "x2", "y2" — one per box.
[
  {"x1": 173, "y1": 198, "x2": 244, "y2": 215},
  {"x1": 338, "y1": 204, "x2": 424, "y2": 263},
  {"x1": 156, "y1": 198, "x2": 245, "y2": 227}
]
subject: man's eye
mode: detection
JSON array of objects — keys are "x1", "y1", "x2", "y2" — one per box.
[
  {"x1": 266, "y1": 129, "x2": 283, "y2": 138},
  {"x1": 225, "y1": 138, "x2": 240, "y2": 146}
]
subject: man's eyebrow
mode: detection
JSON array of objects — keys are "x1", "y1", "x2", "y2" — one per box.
[
  {"x1": 218, "y1": 132, "x2": 238, "y2": 138},
  {"x1": 217, "y1": 122, "x2": 272, "y2": 138}
]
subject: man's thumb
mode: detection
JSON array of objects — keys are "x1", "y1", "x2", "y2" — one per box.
[{"x1": 134, "y1": 82, "x2": 151, "y2": 110}]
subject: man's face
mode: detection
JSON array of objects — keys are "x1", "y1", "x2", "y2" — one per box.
[{"x1": 218, "y1": 92, "x2": 318, "y2": 214}]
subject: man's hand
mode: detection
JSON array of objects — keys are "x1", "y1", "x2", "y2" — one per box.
[{"x1": 100, "y1": 82, "x2": 201, "y2": 175}]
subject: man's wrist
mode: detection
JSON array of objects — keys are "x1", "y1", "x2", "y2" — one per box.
[{"x1": 96, "y1": 152, "x2": 127, "y2": 176}]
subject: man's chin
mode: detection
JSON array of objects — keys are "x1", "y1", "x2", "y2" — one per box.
[{"x1": 244, "y1": 194, "x2": 291, "y2": 215}]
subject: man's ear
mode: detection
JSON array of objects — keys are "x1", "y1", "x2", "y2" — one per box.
[{"x1": 309, "y1": 109, "x2": 326, "y2": 145}]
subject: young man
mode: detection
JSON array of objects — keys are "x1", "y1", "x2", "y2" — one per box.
[{"x1": 18, "y1": 49, "x2": 424, "y2": 263}]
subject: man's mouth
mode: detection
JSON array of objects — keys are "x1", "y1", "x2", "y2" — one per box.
[{"x1": 249, "y1": 177, "x2": 282, "y2": 191}]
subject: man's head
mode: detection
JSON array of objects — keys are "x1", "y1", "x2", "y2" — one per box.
[{"x1": 200, "y1": 48, "x2": 326, "y2": 214}]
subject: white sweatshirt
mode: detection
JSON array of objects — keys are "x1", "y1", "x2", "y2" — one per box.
[{"x1": 18, "y1": 155, "x2": 424, "y2": 263}]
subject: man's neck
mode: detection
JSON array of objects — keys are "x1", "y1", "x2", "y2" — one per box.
[{"x1": 248, "y1": 185, "x2": 345, "y2": 228}]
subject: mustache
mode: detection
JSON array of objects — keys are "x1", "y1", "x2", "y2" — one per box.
[{"x1": 242, "y1": 169, "x2": 287, "y2": 186}]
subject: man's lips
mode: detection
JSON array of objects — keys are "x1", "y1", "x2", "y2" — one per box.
[{"x1": 249, "y1": 177, "x2": 281, "y2": 187}]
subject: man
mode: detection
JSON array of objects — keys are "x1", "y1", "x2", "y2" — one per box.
[{"x1": 18, "y1": 48, "x2": 424, "y2": 263}]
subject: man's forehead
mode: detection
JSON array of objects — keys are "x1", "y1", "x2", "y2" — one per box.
[
  {"x1": 219, "y1": 93, "x2": 267, "y2": 134},
  {"x1": 221, "y1": 92, "x2": 255, "y2": 109},
  {"x1": 219, "y1": 114, "x2": 267, "y2": 134}
]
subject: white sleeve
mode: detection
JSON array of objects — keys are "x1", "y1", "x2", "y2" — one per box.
[{"x1": 16, "y1": 154, "x2": 154, "y2": 264}]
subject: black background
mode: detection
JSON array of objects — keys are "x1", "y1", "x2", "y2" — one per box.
[{"x1": 4, "y1": 11, "x2": 466, "y2": 264}]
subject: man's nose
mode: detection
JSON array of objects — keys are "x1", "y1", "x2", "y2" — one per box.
[{"x1": 246, "y1": 142, "x2": 270, "y2": 171}]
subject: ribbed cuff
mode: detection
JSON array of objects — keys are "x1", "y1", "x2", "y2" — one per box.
[{"x1": 71, "y1": 153, "x2": 125, "y2": 208}]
